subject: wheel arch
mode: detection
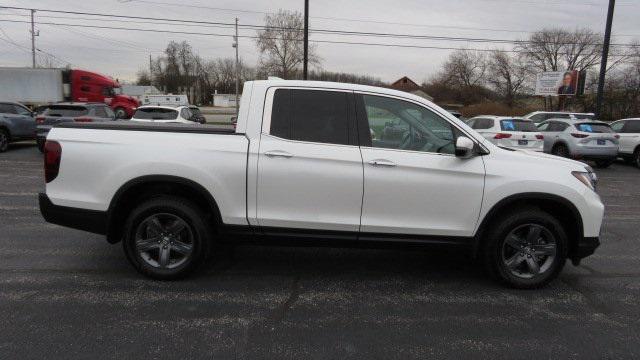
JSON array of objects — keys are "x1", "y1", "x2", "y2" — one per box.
[
  {"x1": 473, "y1": 192, "x2": 583, "y2": 259},
  {"x1": 105, "y1": 175, "x2": 222, "y2": 243}
]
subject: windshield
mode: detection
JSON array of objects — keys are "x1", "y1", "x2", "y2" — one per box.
[
  {"x1": 575, "y1": 123, "x2": 613, "y2": 133},
  {"x1": 134, "y1": 108, "x2": 178, "y2": 120},
  {"x1": 500, "y1": 119, "x2": 538, "y2": 132},
  {"x1": 44, "y1": 106, "x2": 88, "y2": 117}
]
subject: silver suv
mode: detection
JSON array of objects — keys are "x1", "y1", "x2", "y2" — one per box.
[{"x1": 537, "y1": 118, "x2": 618, "y2": 168}]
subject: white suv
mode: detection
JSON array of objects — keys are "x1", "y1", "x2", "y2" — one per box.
[
  {"x1": 611, "y1": 118, "x2": 640, "y2": 167},
  {"x1": 467, "y1": 116, "x2": 543, "y2": 151}
]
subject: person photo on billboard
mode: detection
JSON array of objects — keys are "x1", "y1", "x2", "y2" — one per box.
[{"x1": 557, "y1": 71, "x2": 576, "y2": 95}]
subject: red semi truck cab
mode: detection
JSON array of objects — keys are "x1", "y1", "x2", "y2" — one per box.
[{"x1": 69, "y1": 69, "x2": 139, "y2": 119}]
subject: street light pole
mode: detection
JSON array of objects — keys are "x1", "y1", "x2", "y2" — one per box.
[
  {"x1": 303, "y1": 0, "x2": 309, "y2": 80},
  {"x1": 30, "y1": 9, "x2": 36, "y2": 68},
  {"x1": 595, "y1": 0, "x2": 615, "y2": 118},
  {"x1": 233, "y1": 17, "x2": 239, "y2": 116}
]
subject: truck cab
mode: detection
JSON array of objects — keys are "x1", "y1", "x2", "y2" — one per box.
[{"x1": 70, "y1": 69, "x2": 139, "y2": 119}]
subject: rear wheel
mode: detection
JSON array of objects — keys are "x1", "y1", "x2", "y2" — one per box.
[
  {"x1": 0, "y1": 129, "x2": 9, "y2": 152},
  {"x1": 483, "y1": 207, "x2": 567, "y2": 289},
  {"x1": 551, "y1": 143, "x2": 569, "y2": 158},
  {"x1": 594, "y1": 159, "x2": 614, "y2": 168},
  {"x1": 122, "y1": 196, "x2": 213, "y2": 280},
  {"x1": 36, "y1": 138, "x2": 45, "y2": 153}
]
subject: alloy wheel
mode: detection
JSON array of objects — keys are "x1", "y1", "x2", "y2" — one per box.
[
  {"x1": 134, "y1": 213, "x2": 194, "y2": 269},
  {"x1": 501, "y1": 224, "x2": 557, "y2": 279}
]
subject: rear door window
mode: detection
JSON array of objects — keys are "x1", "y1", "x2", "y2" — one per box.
[
  {"x1": 134, "y1": 108, "x2": 178, "y2": 120},
  {"x1": 0, "y1": 103, "x2": 17, "y2": 114},
  {"x1": 575, "y1": 123, "x2": 613, "y2": 133},
  {"x1": 44, "y1": 106, "x2": 89, "y2": 117},
  {"x1": 500, "y1": 119, "x2": 537, "y2": 132},
  {"x1": 270, "y1": 89, "x2": 350, "y2": 146},
  {"x1": 471, "y1": 118, "x2": 494, "y2": 130},
  {"x1": 623, "y1": 120, "x2": 640, "y2": 133}
]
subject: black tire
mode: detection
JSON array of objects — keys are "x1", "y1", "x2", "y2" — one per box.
[
  {"x1": 114, "y1": 107, "x2": 127, "y2": 119},
  {"x1": 36, "y1": 138, "x2": 45, "y2": 153},
  {"x1": 482, "y1": 207, "x2": 567, "y2": 289},
  {"x1": 122, "y1": 196, "x2": 213, "y2": 280},
  {"x1": 0, "y1": 129, "x2": 9, "y2": 153},
  {"x1": 594, "y1": 159, "x2": 614, "y2": 168},
  {"x1": 551, "y1": 143, "x2": 569, "y2": 158}
]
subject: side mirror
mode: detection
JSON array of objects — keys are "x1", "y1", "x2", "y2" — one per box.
[{"x1": 455, "y1": 136, "x2": 475, "y2": 159}]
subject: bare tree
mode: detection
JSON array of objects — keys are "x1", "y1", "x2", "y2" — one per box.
[
  {"x1": 436, "y1": 49, "x2": 487, "y2": 88},
  {"x1": 487, "y1": 51, "x2": 530, "y2": 106},
  {"x1": 516, "y1": 28, "x2": 602, "y2": 72},
  {"x1": 255, "y1": 9, "x2": 320, "y2": 79}
]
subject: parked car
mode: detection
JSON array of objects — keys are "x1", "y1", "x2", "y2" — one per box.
[
  {"x1": 523, "y1": 111, "x2": 595, "y2": 124},
  {"x1": 130, "y1": 106, "x2": 201, "y2": 124},
  {"x1": 36, "y1": 103, "x2": 115, "y2": 152},
  {"x1": 0, "y1": 101, "x2": 36, "y2": 152},
  {"x1": 466, "y1": 116, "x2": 543, "y2": 151},
  {"x1": 188, "y1": 105, "x2": 207, "y2": 124},
  {"x1": 611, "y1": 118, "x2": 640, "y2": 167},
  {"x1": 39, "y1": 79, "x2": 604, "y2": 289},
  {"x1": 537, "y1": 119, "x2": 618, "y2": 168}
]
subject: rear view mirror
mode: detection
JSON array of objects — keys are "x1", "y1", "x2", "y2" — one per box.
[{"x1": 455, "y1": 136, "x2": 475, "y2": 159}]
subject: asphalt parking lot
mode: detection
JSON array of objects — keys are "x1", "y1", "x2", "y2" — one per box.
[{"x1": 1, "y1": 142, "x2": 639, "y2": 359}]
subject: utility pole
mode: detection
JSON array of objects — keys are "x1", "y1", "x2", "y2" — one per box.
[
  {"x1": 303, "y1": 0, "x2": 309, "y2": 80},
  {"x1": 595, "y1": 0, "x2": 615, "y2": 118},
  {"x1": 233, "y1": 17, "x2": 239, "y2": 116},
  {"x1": 30, "y1": 9, "x2": 37, "y2": 68}
]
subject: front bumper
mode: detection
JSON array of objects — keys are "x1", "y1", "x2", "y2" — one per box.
[{"x1": 39, "y1": 193, "x2": 107, "y2": 235}]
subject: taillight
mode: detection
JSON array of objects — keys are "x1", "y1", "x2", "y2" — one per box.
[
  {"x1": 74, "y1": 117, "x2": 92, "y2": 122},
  {"x1": 535, "y1": 134, "x2": 544, "y2": 140},
  {"x1": 571, "y1": 133, "x2": 589, "y2": 138},
  {"x1": 494, "y1": 133, "x2": 512, "y2": 139},
  {"x1": 44, "y1": 140, "x2": 62, "y2": 183},
  {"x1": 36, "y1": 116, "x2": 45, "y2": 124}
]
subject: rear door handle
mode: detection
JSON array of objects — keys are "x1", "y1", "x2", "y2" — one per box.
[
  {"x1": 264, "y1": 150, "x2": 293, "y2": 158},
  {"x1": 368, "y1": 159, "x2": 396, "y2": 167}
]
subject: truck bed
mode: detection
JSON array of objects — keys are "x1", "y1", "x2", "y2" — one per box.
[{"x1": 56, "y1": 121, "x2": 239, "y2": 134}]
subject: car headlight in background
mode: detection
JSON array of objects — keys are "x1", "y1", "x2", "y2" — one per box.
[{"x1": 572, "y1": 167, "x2": 598, "y2": 191}]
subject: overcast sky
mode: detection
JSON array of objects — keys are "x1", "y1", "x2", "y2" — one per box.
[{"x1": 0, "y1": 0, "x2": 638, "y2": 83}]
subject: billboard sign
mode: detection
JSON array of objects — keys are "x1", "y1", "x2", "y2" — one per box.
[{"x1": 535, "y1": 70, "x2": 579, "y2": 96}]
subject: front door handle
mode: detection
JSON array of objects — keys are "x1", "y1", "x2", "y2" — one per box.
[
  {"x1": 264, "y1": 150, "x2": 294, "y2": 158},
  {"x1": 368, "y1": 159, "x2": 396, "y2": 167}
]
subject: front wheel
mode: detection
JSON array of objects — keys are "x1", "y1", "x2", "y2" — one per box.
[
  {"x1": 0, "y1": 129, "x2": 9, "y2": 152},
  {"x1": 114, "y1": 107, "x2": 127, "y2": 119},
  {"x1": 122, "y1": 196, "x2": 213, "y2": 280},
  {"x1": 483, "y1": 208, "x2": 567, "y2": 289}
]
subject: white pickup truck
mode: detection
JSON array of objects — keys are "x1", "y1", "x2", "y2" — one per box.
[{"x1": 39, "y1": 80, "x2": 604, "y2": 288}]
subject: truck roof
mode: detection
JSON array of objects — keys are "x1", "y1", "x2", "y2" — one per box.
[{"x1": 248, "y1": 79, "x2": 431, "y2": 105}]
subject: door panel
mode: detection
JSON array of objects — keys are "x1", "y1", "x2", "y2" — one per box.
[
  {"x1": 257, "y1": 135, "x2": 363, "y2": 231},
  {"x1": 360, "y1": 148, "x2": 485, "y2": 236}
]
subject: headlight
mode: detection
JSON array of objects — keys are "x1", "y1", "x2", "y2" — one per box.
[{"x1": 572, "y1": 167, "x2": 597, "y2": 191}]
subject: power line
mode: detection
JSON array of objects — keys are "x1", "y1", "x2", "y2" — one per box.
[
  {"x1": 0, "y1": 18, "x2": 634, "y2": 58},
  {"x1": 2, "y1": 6, "x2": 638, "y2": 48}
]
